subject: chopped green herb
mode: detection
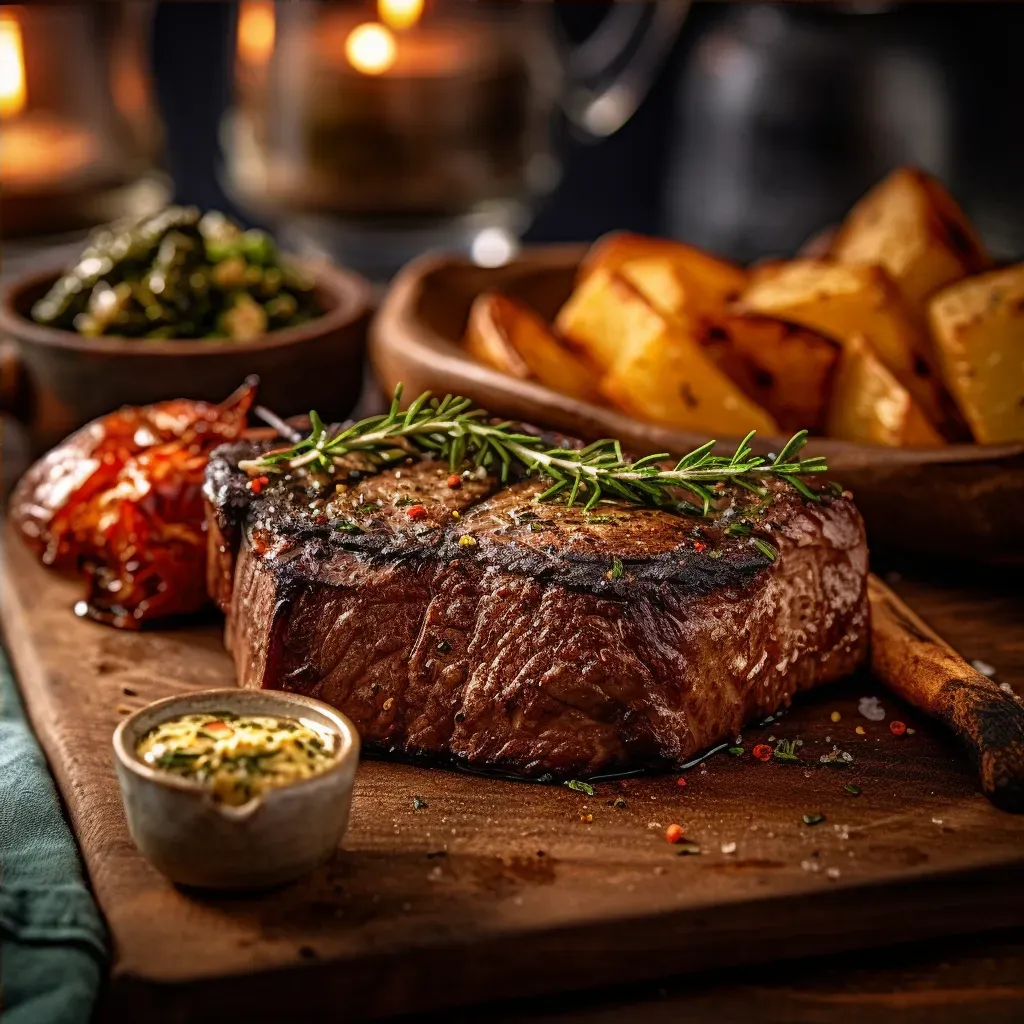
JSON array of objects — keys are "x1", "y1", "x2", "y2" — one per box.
[
  {"x1": 566, "y1": 780, "x2": 595, "y2": 796},
  {"x1": 802, "y1": 812, "x2": 825, "y2": 826},
  {"x1": 843, "y1": 783, "x2": 862, "y2": 796},
  {"x1": 394, "y1": 495, "x2": 415, "y2": 507},
  {"x1": 726, "y1": 521, "x2": 752, "y2": 537},
  {"x1": 609, "y1": 557, "x2": 624, "y2": 580},
  {"x1": 335, "y1": 521, "x2": 364, "y2": 534},
  {"x1": 356, "y1": 502, "x2": 379, "y2": 513},
  {"x1": 773, "y1": 739, "x2": 802, "y2": 763},
  {"x1": 707, "y1": 549, "x2": 723, "y2": 559},
  {"x1": 412, "y1": 795, "x2": 428, "y2": 810},
  {"x1": 728, "y1": 746, "x2": 744, "y2": 756},
  {"x1": 752, "y1": 537, "x2": 778, "y2": 561},
  {"x1": 587, "y1": 515, "x2": 613, "y2": 524},
  {"x1": 529, "y1": 522, "x2": 544, "y2": 533}
]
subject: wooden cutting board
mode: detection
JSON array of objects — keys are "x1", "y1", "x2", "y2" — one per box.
[{"x1": 2, "y1": 522, "x2": 1023, "y2": 1023}]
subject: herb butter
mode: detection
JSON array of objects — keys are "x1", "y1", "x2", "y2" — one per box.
[{"x1": 136, "y1": 711, "x2": 337, "y2": 806}]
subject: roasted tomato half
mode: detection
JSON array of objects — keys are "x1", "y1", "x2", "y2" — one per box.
[{"x1": 10, "y1": 381, "x2": 255, "y2": 628}]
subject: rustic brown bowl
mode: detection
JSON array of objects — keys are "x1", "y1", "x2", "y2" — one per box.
[
  {"x1": 0, "y1": 260, "x2": 372, "y2": 456},
  {"x1": 371, "y1": 248, "x2": 1024, "y2": 564}
]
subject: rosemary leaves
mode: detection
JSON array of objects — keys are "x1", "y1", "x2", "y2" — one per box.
[{"x1": 239, "y1": 385, "x2": 831, "y2": 515}]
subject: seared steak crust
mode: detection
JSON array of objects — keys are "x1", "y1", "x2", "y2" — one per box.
[{"x1": 206, "y1": 440, "x2": 869, "y2": 777}]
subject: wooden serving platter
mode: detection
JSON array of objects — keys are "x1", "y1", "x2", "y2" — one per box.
[{"x1": 2, "y1": 523, "x2": 1024, "y2": 1022}]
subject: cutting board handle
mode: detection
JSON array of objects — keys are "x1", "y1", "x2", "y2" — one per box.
[{"x1": 869, "y1": 574, "x2": 1024, "y2": 812}]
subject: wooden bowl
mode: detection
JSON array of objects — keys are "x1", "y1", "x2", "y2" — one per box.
[
  {"x1": 371, "y1": 248, "x2": 1024, "y2": 564},
  {"x1": 0, "y1": 260, "x2": 372, "y2": 456}
]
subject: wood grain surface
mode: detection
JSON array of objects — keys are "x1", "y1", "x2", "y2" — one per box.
[{"x1": 2, "y1": 522, "x2": 1023, "y2": 1022}]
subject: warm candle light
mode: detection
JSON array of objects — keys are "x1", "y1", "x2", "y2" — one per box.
[
  {"x1": 0, "y1": 10, "x2": 27, "y2": 119},
  {"x1": 237, "y1": 0, "x2": 276, "y2": 68},
  {"x1": 378, "y1": 0, "x2": 423, "y2": 32},
  {"x1": 345, "y1": 22, "x2": 396, "y2": 76}
]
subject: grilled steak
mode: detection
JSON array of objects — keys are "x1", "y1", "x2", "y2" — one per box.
[{"x1": 205, "y1": 441, "x2": 869, "y2": 777}]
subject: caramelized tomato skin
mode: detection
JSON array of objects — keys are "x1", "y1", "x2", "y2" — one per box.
[{"x1": 11, "y1": 383, "x2": 254, "y2": 628}]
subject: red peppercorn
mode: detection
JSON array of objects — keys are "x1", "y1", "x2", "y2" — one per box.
[
  {"x1": 889, "y1": 720, "x2": 907, "y2": 736},
  {"x1": 677, "y1": 776, "x2": 687, "y2": 788},
  {"x1": 693, "y1": 541, "x2": 707, "y2": 553},
  {"x1": 406, "y1": 504, "x2": 428, "y2": 520},
  {"x1": 752, "y1": 743, "x2": 773, "y2": 762},
  {"x1": 665, "y1": 823, "x2": 685, "y2": 844},
  {"x1": 446, "y1": 474, "x2": 462, "y2": 489}
]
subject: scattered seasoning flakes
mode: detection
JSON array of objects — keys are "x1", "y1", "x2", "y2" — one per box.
[
  {"x1": 728, "y1": 746, "x2": 744, "y2": 757},
  {"x1": 122, "y1": 687, "x2": 137, "y2": 697},
  {"x1": 802, "y1": 812, "x2": 826, "y2": 826},
  {"x1": 676, "y1": 776, "x2": 688, "y2": 787},
  {"x1": 580, "y1": 813, "x2": 593, "y2": 824},
  {"x1": 773, "y1": 739, "x2": 801, "y2": 763},
  {"x1": 855, "y1": 725, "x2": 866, "y2": 736},
  {"x1": 830, "y1": 711, "x2": 841, "y2": 723},
  {"x1": 458, "y1": 535, "x2": 477, "y2": 547},
  {"x1": 858, "y1": 696, "x2": 886, "y2": 721},
  {"x1": 451, "y1": 510, "x2": 460, "y2": 520},
  {"x1": 752, "y1": 744, "x2": 773, "y2": 762},
  {"x1": 665, "y1": 823, "x2": 685, "y2": 844},
  {"x1": 383, "y1": 697, "x2": 394, "y2": 710},
  {"x1": 826, "y1": 867, "x2": 841, "y2": 880},
  {"x1": 971, "y1": 659, "x2": 997, "y2": 678},
  {"x1": 406, "y1": 504, "x2": 428, "y2": 520},
  {"x1": 843, "y1": 784, "x2": 862, "y2": 796},
  {"x1": 412, "y1": 795, "x2": 428, "y2": 810},
  {"x1": 889, "y1": 720, "x2": 907, "y2": 736},
  {"x1": 611, "y1": 797, "x2": 628, "y2": 809},
  {"x1": 906, "y1": 728, "x2": 916, "y2": 735},
  {"x1": 721, "y1": 841, "x2": 737, "y2": 854},
  {"x1": 819, "y1": 745, "x2": 854, "y2": 767},
  {"x1": 675, "y1": 840, "x2": 701, "y2": 856},
  {"x1": 566, "y1": 779, "x2": 595, "y2": 796},
  {"x1": 116, "y1": 704, "x2": 133, "y2": 715}
]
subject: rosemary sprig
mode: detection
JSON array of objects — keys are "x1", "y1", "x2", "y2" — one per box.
[{"x1": 238, "y1": 385, "x2": 830, "y2": 514}]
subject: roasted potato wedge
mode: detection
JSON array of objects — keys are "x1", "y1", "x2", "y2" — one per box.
[
  {"x1": 464, "y1": 293, "x2": 604, "y2": 404},
  {"x1": 832, "y1": 167, "x2": 992, "y2": 320},
  {"x1": 928, "y1": 265, "x2": 1024, "y2": 443},
  {"x1": 738, "y1": 259, "x2": 959, "y2": 436},
  {"x1": 555, "y1": 268, "x2": 670, "y2": 372},
  {"x1": 579, "y1": 232, "x2": 748, "y2": 319},
  {"x1": 826, "y1": 335, "x2": 943, "y2": 447},
  {"x1": 697, "y1": 315, "x2": 840, "y2": 434},
  {"x1": 598, "y1": 309, "x2": 779, "y2": 436}
]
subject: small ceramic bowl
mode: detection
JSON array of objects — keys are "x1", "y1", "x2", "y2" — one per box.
[
  {"x1": 113, "y1": 688, "x2": 360, "y2": 889},
  {"x1": 0, "y1": 259, "x2": 372, "y2": 456}
]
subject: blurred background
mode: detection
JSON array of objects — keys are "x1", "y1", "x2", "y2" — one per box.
[{"x1": 2, "y1": 1, "x2": 1022, "y2": 281}]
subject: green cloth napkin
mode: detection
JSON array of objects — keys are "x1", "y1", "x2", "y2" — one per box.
[{"x1": 0, "y1": 646, "x2": 107, "y2": 1024}]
